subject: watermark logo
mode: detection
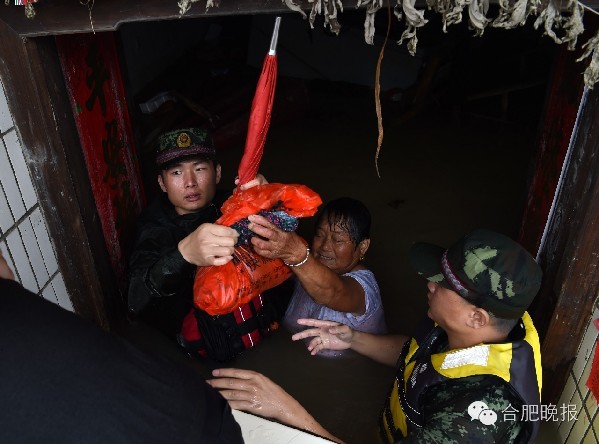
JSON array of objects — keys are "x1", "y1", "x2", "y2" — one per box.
[
  {"x1": 501, "y1": 403, "x2": 579, "y2": 422},
  {"x1": 467, "y1": 401, "x2": 498, "y2": 425},
  {"x1": 467, "y1": 401, "x2": 579, "y2": 425}
]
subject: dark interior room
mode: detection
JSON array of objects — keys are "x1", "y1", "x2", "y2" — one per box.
[{"x1": 115, "y1": 9, "x2": 559, "y2": 442}]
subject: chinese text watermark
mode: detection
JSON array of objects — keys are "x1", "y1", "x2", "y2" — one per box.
[{"x1": 467, "y1": 401, "x2": 579, "y2": 425}]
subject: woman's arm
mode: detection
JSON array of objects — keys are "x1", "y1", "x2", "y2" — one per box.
[
  {"x1": 293, "y1": 319, "x2": 408, "y2": 366},
  {"x1": 248, "y1": 214, "x2": 366, "y2": 314},
  {"x1": 347, "y1": 330, "x2": 408, "y2": 366},
  {"x1": 207, "y1": 368, "x2": 343, "y2": 443}
]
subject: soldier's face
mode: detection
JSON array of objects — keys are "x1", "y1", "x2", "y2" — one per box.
[
  {"x1": 158, "y1": 159, "x2": 221, "y2": 215},
  {"x1": 426, "y1": 281, "x2": 475, "y2": 332}
]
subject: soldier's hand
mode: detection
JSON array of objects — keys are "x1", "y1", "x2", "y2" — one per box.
[{"x1": 178, "y1": 223, "x2": 239, "y2": 266}]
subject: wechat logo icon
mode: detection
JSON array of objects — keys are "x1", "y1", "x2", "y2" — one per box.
[{"x1": 467, "y1": 401, "x2": 498, "y2": 426}]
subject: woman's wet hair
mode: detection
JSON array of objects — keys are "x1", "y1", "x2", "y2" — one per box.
[{"x1": 317, "y1": 197, "x2": 371, "y2": 245}]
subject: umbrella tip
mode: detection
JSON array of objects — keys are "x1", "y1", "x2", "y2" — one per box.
[{"x1": 269, "y1": 17, "x2": 282, "y2": 55}]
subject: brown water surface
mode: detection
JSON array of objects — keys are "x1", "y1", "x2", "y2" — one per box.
[{"x1": 122, "y1": 81, "x2": 540, "y2": 443}]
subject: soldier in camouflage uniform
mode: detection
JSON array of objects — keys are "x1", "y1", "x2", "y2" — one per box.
[{"x1": 208, "y1": 229, "x2": 543, "y2": 444}]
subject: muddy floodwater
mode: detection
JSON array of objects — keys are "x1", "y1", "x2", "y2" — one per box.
[
  {"x1": 122, "y1": 79, "x2": 544, "y2": 443},
  {"x1": 124, "y1": 318, "x2": 394, "y2": 443},
  {"x1": 218, "y1": 328, "x2": 395, "y2": 443}
]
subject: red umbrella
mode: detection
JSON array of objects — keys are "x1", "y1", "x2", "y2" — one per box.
[
  {"x1": 191, "y1": 18, "x2": 324, "y2": 316},
  {"x1": 236, "y1": 16, "x2": 281, "y2": 188}
]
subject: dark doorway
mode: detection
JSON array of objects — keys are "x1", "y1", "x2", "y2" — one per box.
[
  {"x1": 114, "y1": 10, "x2": 558, "y2": 443},
  {"x1": 116, "y1": 9, "x2": 557, "y2": 334}
]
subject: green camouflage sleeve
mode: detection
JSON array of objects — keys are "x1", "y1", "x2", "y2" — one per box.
[{"x1": 398, "y1": 375, "x2": 530, "y2": 444}]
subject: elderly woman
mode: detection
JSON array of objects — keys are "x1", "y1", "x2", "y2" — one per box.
[{"x1": 247, "y1": 197, "x2": 387, "y2": 355}]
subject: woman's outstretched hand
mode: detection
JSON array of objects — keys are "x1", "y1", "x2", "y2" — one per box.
[
  {"x1": 292, "y1": 318, "x2": 355, "y2": 355},
  {"x1": 248, "y1": 214, "x2": 307, "y2": 265},
  {"x1": 207, "y1": 368, "x2": 295, "y2": 421},
  {"x1": 207, "y1": 368, "x2": 342, "y2": 442}
]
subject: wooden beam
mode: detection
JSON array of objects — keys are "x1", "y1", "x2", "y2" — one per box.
[
  {"x1": 519, "y1": 45, "x2": 585, "y2": 337},
  {"x1": 1, "y1": 0, "x2": 596, "y2": 38},
  {"x1": 538, "y1": 84, "x2": 599, "y2": 404},
  {"x1": 0, "y1": 23, "x2": 120, "y2": 329},
  {"x1": 0, "y1": 0, "x2": 295, "y2": 37}
]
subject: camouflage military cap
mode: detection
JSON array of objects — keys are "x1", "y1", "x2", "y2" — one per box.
[
  {"x1": 409, "y1": 229, "x2": 542, "y2": 319},
  {"x1": 155, "y1": 127, "x2": 215, "y2": 166}
]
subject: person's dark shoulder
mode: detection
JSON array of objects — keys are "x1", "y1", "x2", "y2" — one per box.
[
  {"x1": 419, "y1": 375, "x2": 530, "y2": 443},
  {"x1": 0, "y1": 279, "x2": 243, "y2": 444}
]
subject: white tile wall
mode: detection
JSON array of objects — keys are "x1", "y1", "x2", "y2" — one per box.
[
  {"x1": 41, "y1": 280, "x2": 58, "y2": 304},
  {"x1": 6, "y1": 228, "x2": 37, "y2": 290},
  {"x1": 30, "y1": 207, "x2": 58, "y2": 273},
  {"x1": 582, "y1": 428, "x2": 597, "y2": 444},
  {"x1": 0, "y1": 79, "x2": 13, "y2": 132},
  {"x1": 0, "y1": 179, "x2": 13, "y2": 231},
  {"x1": 557, "y1": 306, "x2": 599, "y2": 444},
  {"x1": 0, "y1": 76, "x2": 72, "y2": 311},
  {"x1": 20, "y1": 217, "x2": 49, "y2": 286},
  {"x1": 4, "y1": 129, "x2": 37, "y2": 209},
  {"x1": 51, "y1": 273, "x2": 73, "y2": 311},
  {"x1": 574, "y1": 316, "x2": 599, "y2": 381},
  {"x1": 0, "y1": 134, "x2": 26, "y2": 221},
  {"x1": 0, "y1": 241, "x2": 14, "y2": 272}
]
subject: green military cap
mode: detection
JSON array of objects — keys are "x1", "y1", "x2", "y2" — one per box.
[
  {"x1": 409, "y1": 229, "x2": 543, "y2": 319},
  {"x1": 155, "y1": 127, "x2": 215, "y2": 166}
]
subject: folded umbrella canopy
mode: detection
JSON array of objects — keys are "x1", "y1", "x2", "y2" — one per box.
[
  {"x1": 191, "y1": 17, "x2": 322, "y2": 317},
  {"x1": 236, "y1": 16, "x2": 281, "y2": 187}
]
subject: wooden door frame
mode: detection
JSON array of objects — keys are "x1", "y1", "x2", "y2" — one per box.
[
  {"x1": 0, "y1": 23, "x2": 119, "y2": 329},
  {"x1": 533, "y1": 85, "x2": 599, "y2": 403},
  {"x1": 0, "y1": 0, "x2": 292, "y2": 37}
]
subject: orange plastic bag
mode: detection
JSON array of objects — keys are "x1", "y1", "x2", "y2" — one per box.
[
  {"x1": 194, "y1": 183, "x2": 321, "y2": 315},
  {"x1": 194, "y1": 245, "x2": 292, "y2": 315},
  {"x1": 216, "y1": 183, "x2": 323, "y2": 226}
]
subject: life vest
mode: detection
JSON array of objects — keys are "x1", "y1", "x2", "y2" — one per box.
[
  {"x1": 380, "y1": 312, "x2": 542, "y2": 443},
  {"x1": 178, "y1": 293, "x2": 281, "y2": 362}
]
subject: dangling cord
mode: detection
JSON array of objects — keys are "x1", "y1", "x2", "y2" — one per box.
[
  {"x1": 80, "y1": 0, "x2": 95, "y2": 34},
  {"x1": 375, "y1": 0, "x2": 393, "y2": 178}
]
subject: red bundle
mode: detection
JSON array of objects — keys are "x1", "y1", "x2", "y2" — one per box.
[
  {"x1": 194, "y1": 183, "x2": 321, "y2": 315},
  {"x1": 216, "y1": 183, "x2": 323, "y2": 226}
]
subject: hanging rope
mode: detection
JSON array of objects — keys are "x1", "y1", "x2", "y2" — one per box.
[{"x1": 375, "y1": 0, "x2": 392, "y2": 178}]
